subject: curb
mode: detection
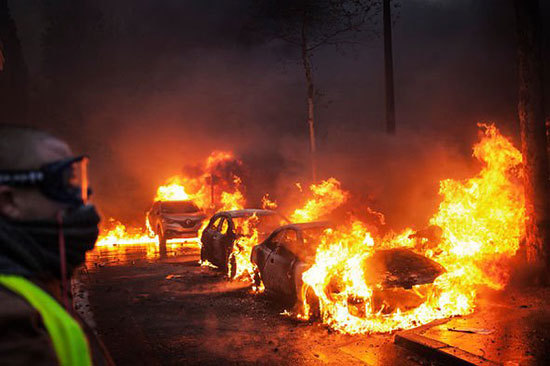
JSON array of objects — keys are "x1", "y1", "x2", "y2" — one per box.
[{"x1": 394, "y1": 331, "x2": 499, "y2": 366}]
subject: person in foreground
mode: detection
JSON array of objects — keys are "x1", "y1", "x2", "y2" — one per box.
[{"x1": 0, "y1": 125, "x2": 113, "y2": 365}]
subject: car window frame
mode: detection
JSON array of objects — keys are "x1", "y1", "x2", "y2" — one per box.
[
  {"x1": 265, "y1": 229, "x2": 284, "y2": 251},
  {"x1": 219, "y1": 217, "x2": 230, "y2": 235},
  {"x1": 208, "y1": 215, "x2": 223, "y2": 231},
  {"x1": 276, "y1": 229, "x2": 299, "y2": 256}
]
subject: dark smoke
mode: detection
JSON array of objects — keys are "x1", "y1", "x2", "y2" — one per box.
[{"x1": 7, "y1": 0, "x2": 550, "y2": 229}]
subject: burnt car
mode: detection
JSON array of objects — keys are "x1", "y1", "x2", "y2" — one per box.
[
  {"x1": 200, "y1": 209, "x2": 287, "y2": 272},
  {"x1": 147, "y1": 200, "x2": 206, "y2": 246},
  {"x1": 251, "y1": 222, "x2": 446, "y2": 314}
]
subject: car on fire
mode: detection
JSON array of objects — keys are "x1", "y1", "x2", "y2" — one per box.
[
  {"x1": 200, "y1": 209, "x2": 288, "y2": 274},
  {"x1": 147, "y1": 200, "x2": 206, "y2": 246},
  {"x1": 251, "y1": 222, "x2": 446, "y2": 315}
]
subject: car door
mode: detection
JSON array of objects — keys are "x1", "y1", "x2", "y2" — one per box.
[
  {"x1": 262, "y1": 229, "x2": 298, "y2": 298},
  {"x1": 211, "y1": 216, "x2": 236, "y2": 268},
  {"x1": 201, "y1": 215, "x2": 222, "y2": 259}
]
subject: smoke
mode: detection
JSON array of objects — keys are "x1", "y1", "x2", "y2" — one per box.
[{"x1": 8, "y1": 0, "x2": 548, "y2": 228}]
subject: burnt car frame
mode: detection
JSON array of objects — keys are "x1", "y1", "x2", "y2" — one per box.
[
  {"x1": 200, "y1": 209, "x2": 287, "y2": 274},
  {"x1": 251, "y1": 222, "x2": 446, "y2": 315},
  {"x1": 147, "y1": 200, "x2": 206, "y2": 247}
]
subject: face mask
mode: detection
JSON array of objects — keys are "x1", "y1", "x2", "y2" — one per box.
[{"x1": 8, "y1": 205, "x2": 100, "y2": 276}]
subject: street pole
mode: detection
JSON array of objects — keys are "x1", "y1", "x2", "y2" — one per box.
[{"x1": 210, "y1": 174, "x2": 215, "y2": 209}]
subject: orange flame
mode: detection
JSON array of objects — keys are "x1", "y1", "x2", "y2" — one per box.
[
  {"x1": 97, "y1": 150, "x2": 245, "y2": 246},
  {"x1": 297, "y1": 123, "x2": 525, "y2": 334},
  {"x1": 261, "y1": 193, "x2": 278, "y2": 210},
  {"x1": 228, "y1": 214, "x2": 261, "y2": 281},
  {"x1": 290, "y1": 178, "x2": 349, "y2": 222}
]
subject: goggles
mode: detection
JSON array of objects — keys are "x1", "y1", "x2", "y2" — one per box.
[{"x1": 0, "y1": 155, "x2": 91, "y2": 206}]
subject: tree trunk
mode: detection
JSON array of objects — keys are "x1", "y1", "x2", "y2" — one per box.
[
  {"x1": 0, "y1": 0, "x2": 28, "y2": 124},
  {"x1": 514, "y1": 0, "x2": 550, "y2": 279},
  {"x1": 301, "y1": 17, "x2": 317, "y2": 183},
  {"x1": 383, "y1": 0, "x2": 396, "y2": 135}
]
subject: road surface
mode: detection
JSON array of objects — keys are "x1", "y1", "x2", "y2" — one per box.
[{"x1": 77, "y1": 242, "x2": 436, "y2": 365}]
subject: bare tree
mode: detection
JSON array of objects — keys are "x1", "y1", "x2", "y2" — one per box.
[
  {"x1": 514, "y1": 0, "x2": 550, "y2": 281},
  {"x1": 248, "y1": 0, "x2": 381, "y2": 182}
]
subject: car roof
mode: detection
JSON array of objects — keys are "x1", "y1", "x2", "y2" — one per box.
[
  {"x1": 277, "y1": 221, "x2": 332, "y2": 231},
  {"x1": 217, "y1": 209, "x2": 278, "y2": 218},
  {"x1": 156, "y1": 200, "x2": 195, "y2": 204}
]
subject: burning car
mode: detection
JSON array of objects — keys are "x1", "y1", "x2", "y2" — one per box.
[
  {"x1": 200, "y1": 209, "x2": 287, "y2": 274},
  {"x1": 147, "y1": 200, "x2": 206, "y2": 246},
  {"x1": 251, "y1": 222, "x2": 446, "y2": 316}
]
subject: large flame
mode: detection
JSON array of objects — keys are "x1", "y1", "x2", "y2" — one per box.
[{"x1": 297, "y1": 124, "x2": 525, "y2": 334}]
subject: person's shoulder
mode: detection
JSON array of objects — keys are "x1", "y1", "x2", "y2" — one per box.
[
  {"x1": 0, "y1": 285, "x2": 58, "y2": 365},
  {"x1": 0, "y1": 285, "x2": 39, "y2": 319}
]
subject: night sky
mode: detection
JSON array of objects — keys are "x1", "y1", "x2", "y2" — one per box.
[{"x1": 7, "y1": 0, "x2": 550, "y2": 229}]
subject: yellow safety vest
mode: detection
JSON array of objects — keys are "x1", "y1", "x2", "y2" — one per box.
[{"x1": 0, "y1": 275, "x2": 92, "y2": 366}]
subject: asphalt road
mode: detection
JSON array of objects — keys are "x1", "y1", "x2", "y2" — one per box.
[{"x1": 77, "y1": 242, "x2": 436, "y2": 365}]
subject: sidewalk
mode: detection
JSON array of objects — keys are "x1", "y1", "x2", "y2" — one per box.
[{"x1": 395, "y1": 287, "x2": 550, "y2": 365}]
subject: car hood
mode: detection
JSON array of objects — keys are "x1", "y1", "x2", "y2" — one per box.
[
  {"x1": 162, "y1": 212, "x2": 206, "y2": 221},
  {"x1": 298, "y1": 248, "x2": 445, "y2": 290},
  {"x1": 363, "y1": 248, "x2": 445, "y2": 289}
]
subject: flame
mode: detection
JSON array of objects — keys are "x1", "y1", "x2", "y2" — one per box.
[
  {"x1": 228, "y1": 214, "x2": 261, "y2": 281},
  {"x1": 219, "y1": 176, "x2": 246, "y2": 211},
  {"x1": 261, "y1": 193, "x2": 278, "y2": 210},
  {"x1": 226, "y1": 179, "x2": 348, "y2": 283},
  {"x1": 297, "y1": 123, "x2": 525, "y2": 334},
  {"x1": 96, "y1": 219, "x2": 153, "y2": 246},
  {"x1": 155, "y1": 176, "x2": 192, "y2": 201},
  {"x1": 96, "y1": 150, "x2": 245, "y2": 247},
  {"x1": 290, "y1": 178, "x2": 349, "y2": 222}
]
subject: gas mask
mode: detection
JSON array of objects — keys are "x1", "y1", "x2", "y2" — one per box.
[
  {"x1": 0, "y1": 156, "x2": 99, "y2": 277},
  {"x1": 0, "y1": 155, "x2": 91, "y2": 206}
]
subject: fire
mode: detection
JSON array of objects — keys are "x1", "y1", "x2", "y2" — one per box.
[
  {"x1": 219, "y1": 176, "x2": 246, "y2": 211},
  {"x1": 155, "y1": 176, "x2": 192, "y2": 201},
  {"x1": 96, "y1": 150, "x2": 245, "y2": 246},
  {"x1": 261, "y1": 193, "x2": 278, "y2": 210},
  {"x1": 430, "y1": 123, "x2": 524, "y2": 288},
  {"x1": 154, "y1": 150, "x2": 244, "y2": 209},
  {"x1": 96, "y1": 219, "x2": 152, "y2": 246},
  {"x1": 290, "y1": 178, "x2": 349, "y2": 222},
  {"x1": 228, "y1": 214, "x2": 260, "y2": 281},
  {"x1": 298, "y1": 124, "x2": 525, "y2": 334},
  {"x1": 226, "y1": 179, "x2": 348, "y2": 283}
]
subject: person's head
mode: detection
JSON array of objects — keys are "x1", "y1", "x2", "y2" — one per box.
[{"x1": 0, "y1": 125, "x2": 76, "y2": 221}]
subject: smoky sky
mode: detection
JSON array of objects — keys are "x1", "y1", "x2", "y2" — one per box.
[{"x1": 8, "y1": 0, "x2": 550, "y2": 230}]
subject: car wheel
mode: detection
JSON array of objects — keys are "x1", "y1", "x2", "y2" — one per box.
[
  {"x1": 228, "y1": 253, "x2": 237, "y2": 279},
  {"x1": 158, "y1": 227, "x2": 167, "y2": 255},
  {"x1": 304, "y1": 285, "x2": 320, "y2": 320},
  {"x1": 200, "y1": 243, "x2": 208, "y2": 262},
  {"x1": 252, "y1": 267, "x2": 262, "y2": 289}
]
